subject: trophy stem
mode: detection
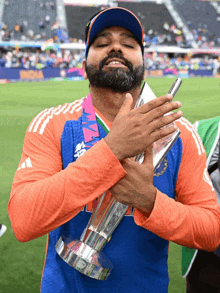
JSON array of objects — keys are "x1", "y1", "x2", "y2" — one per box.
[
  {"x1": 81, "y1": 198, "x2": 128, "y2": 251},
  {"x1": 55, "y1": 194, "x2": 128, "y2": 280}
]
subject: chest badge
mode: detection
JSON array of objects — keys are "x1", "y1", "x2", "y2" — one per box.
[{"x1": 154, "y1": 158, "x2": 168, "y2": 177}]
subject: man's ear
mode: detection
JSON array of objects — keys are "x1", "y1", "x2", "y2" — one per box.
[{"x1": 82, "y1": 60, "x2": 88, "y2": 80}]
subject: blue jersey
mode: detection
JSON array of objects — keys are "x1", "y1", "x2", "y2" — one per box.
[
  {"x1": 9, "y1": 98, "x2": 220, "y2": 293},
  {"x1": 41, "y1": 114, "x2": 182, "y2": 293}
]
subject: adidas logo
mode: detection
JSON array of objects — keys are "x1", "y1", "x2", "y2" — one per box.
[{"x1": 17, "y1": 157, "x2": 32, "y2": 171}]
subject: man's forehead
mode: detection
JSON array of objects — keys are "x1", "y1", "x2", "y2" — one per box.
[{"x1": 96, "y1": 26, "x2": 137, "y2": 38}]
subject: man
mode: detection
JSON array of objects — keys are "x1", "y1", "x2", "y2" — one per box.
[
  {"x1": 8, "y1": 7, "x2": 220, "y2": 293},
  {"x1": 183, "y1": 116, "x2": 220, "y2": 292}
]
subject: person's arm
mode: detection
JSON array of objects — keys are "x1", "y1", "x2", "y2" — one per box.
[
  {"x1": 8, "y1": 122, "x2": 127, "y2": 243},
  {"x1": 134, "y1": 117, "x2": 220, "y2": 251},
  {"x1": 9, "y1": 93, "x2": 182, "y2": 243}
]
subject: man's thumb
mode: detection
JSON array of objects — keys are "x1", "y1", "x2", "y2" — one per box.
[{"x1": 116, "y1": 93, "x2": 133, "y2": 118}]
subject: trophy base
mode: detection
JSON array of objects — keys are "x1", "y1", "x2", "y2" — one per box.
[{"x1": 55, "y1": 236, "x2": 113, "y2": 281}]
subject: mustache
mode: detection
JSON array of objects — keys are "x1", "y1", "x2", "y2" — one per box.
[{"x1": 99, "y1": 53, "x2": 133, "y2": 71}]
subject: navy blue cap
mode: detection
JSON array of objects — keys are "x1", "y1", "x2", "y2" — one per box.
[{"x1": 85, "y1": 7, "x2": 144, "y2": 57}]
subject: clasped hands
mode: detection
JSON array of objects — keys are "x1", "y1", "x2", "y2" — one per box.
[{"x1": 104, "y1": 93, "x2": 182, "y2": 215}]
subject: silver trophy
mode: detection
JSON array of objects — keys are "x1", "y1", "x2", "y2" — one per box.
[{"x1": 55, "y1": 79, "x2": 182, "y2": 281}]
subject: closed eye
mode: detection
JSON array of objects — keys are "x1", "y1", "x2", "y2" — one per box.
[
  {"x1": 123, "y1": 44, "x2": 134, "y2": 48},
  {"x1": 96, "y1": 44, "x2": 108, "y2": 47}
]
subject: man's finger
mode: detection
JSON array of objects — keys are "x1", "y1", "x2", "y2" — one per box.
[
  {"x1": 148, "y1": 110, "x2": 183, "y2": 133},
  {"x1": 146, "y1": 101, "x2": 182, "y2": 123},
  {"x1": 142, "y1": 145, "x2": 154, "y2": 167},
  {"x1": 150, "y1": 123, "x2": 178, "y2": 143},
  {"x1": 137, "y1": 94, "x2": 174, "y2": 114}
]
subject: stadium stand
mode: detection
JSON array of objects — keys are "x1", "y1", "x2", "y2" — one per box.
[
  {"x1": 65, "y1": 5, "x2": 101, "y2": 41},
  {"x1": 64, "y1": 1, "x2": 185, "y2": 46},
  {"x1": 0, "y1": 0, "x2": 220, "y2": 83},
  {"x1": 1, "y1": 0, "x2": 220, "y2": 49},
  {"x1": 2, "y1": 0, "x2": 57, "y2": 40},
  {"x1": 118, "y1": 1, "x2": 178, "y2": 45},
  {"x1": 172, "y1": 0, "x2": 220, "y2": 47}
]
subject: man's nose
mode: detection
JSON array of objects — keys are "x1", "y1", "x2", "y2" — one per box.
[{"x1": 107, "y1": 42, "x2": 123, "y2": 55}]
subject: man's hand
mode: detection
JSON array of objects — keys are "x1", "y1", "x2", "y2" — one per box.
[
  {"x1": 109, "y1": 145, "x2": 156, "y2": 216},
  {"x1": 104, "y1": 93, "x2": 182, "y2": 161}
]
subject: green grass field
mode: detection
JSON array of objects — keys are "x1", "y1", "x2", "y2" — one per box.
[{"x1": 0, "y1": 77, "x2": 219, "y2": 292}]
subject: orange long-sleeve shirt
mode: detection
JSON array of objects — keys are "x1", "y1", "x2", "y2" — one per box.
[{"x1": 8, "y1": 98, "x2": 220, "y2": 251}]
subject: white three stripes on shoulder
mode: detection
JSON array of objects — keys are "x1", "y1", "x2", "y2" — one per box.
[
  {"x1": 28, "y1": 107, "x2": 54, "y2": 132},
  {"x1": 17, "y1": 157, "x2": 32, "y2": 171},
  {"x1": 178, "y1": 117, "x2": 205, "y2": 156},
  {"x1": 28, "y1": 98, "x2": 84, "y2": 135}
]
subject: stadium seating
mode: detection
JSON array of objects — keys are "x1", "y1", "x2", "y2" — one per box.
[
  {"x1": 2, "y1": 0, "x2": 57, "y2": 40},
  {"x1": 65, "y1": 5, "x2": 101, "y2": 41},
  {"x1": 172, "y1": 0, "x2": 220, "y2": 45},
  {"x1": 65, "y1": 2, "x2": 178, "y2": 45},
  {"x1": 119, "y1": 1, "x2": 179, "y2": 45},
  {"x1": 2, "y1": 0, "x2": 220, "y2": 48},
  {"x1": 118, "y1": 2, "x2": 175, "y2": 35}
]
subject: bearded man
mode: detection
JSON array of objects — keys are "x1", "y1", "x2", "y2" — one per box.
[{"x1": 8, "y1": 7, "x2": 220, "y2": 293}]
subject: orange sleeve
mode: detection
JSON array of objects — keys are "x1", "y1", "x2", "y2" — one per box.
[
  {"x1": 134, "y1": 118, "x2": 220, "y2": 251},
  {"x1": 8, "y1": 120, "x2": 126, "y2": 242}
]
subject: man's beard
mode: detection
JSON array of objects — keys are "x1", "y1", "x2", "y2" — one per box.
[{"x1": 85, "y1": 53, "x2": 145, "y2": 93}]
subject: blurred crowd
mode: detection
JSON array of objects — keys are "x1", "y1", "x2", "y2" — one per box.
[
  {"x1": 0, "y1": 19, "x2": 185, "y2": 47},
  {"x1": 1, "y1": 47, "x2": 220, "y2": 75},
  {"x1": 144, "y1": 52, "x2": 220, "y2": 73},
  {"x1": 187, "y1": 21, "x2": 220, "y2": 49},
  {"x1": 145, "y1": 21, "x2": 220, "y2": 49},
  {"x1": 0, "y1": 21, "x2": 69, "y2": 43},
  {"x1": 144, "y1": 22, "x2": 189, "y2": 48},
  {"x1": 0, "y1": 13, "x2": 219, "y2": 49},
  {"x1": 0, "y1": 47, "x2": 85, "y2": 69}
]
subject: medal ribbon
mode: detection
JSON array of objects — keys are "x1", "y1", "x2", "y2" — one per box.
[
  {"x1": 81, "y1": 93, "x2": 100, "y2": 150},
  {"x1": 82, "y1": 93, "x2": 112, "y2": 209}
]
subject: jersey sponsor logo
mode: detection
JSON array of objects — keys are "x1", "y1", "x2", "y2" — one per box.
[
  {"x1": 17, "y1": 157, "x2": 32, "y2": 171},
  {"x1": 178, "y1": 117, "x2": 205, "y2": 156},
  {"x1": 28, "y1": 98, "x2": 84, "y2": 135},
  {"x1": 203, "y1": 167, "x2": 215, "y2": 191},
  {"x1": 74, "y1": 141, "x2": 87, "y2": 159}
]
